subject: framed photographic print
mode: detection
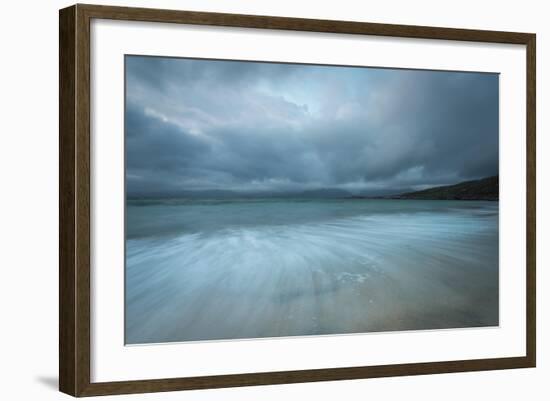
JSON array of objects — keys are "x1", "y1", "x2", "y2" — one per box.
[{"x1": 59, "y1": 4, "x2": 536, "y2": 397}]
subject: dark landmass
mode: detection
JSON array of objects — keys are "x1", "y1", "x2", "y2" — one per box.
[
  {"x1": 390, "y1": 176, "x2": 498, "y2": 201},
  {"x1": 127, "y1": 177, "x2": 498, "y2": 201}
]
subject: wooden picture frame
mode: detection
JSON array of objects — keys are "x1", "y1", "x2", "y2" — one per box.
[{"x1": 59, "y1": 3, "x2": 536, "y2": 397}]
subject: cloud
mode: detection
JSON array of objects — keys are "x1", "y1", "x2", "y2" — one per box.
[{"x1": 125, "y1": 56, "x2": 499, "y2": 196}]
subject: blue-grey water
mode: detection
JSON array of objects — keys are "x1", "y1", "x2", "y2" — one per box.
[{"x1": 125, "y1": 199, "x2": 499, "y2": 344}]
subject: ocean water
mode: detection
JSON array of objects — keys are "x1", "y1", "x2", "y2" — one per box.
[{"x1": 125, "y1": 199, "x2": 499, "y2": 344}]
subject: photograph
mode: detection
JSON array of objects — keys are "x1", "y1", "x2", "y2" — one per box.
[{"x1": 124, "y1": 55, "x2": 500, "y2": 344}]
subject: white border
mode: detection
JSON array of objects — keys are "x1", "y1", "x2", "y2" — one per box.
[{"x1": 90, "y1": 19, "x2": 526, "y2": 382}]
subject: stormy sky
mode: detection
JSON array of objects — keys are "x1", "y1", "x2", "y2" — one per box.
[{"x1": 125, "y1": 55, "x2": 498, "y2": 197}]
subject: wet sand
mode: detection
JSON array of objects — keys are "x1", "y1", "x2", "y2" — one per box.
[{"x1": 125, "y1": 200, "x2": 498, "y2": 344}]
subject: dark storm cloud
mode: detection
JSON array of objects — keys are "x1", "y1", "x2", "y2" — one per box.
[{"x1": 125, "y1": 56, "x2": 499, "y2": 196}]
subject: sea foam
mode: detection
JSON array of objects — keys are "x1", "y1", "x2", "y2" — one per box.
[{"x1": 125, "y1": 200, "x2": 498, "y2": 344}]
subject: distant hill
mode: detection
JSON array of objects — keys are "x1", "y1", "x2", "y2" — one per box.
[
  {"x1": 289, "y1": 188, "x2": 352, "y2": 198},
  {"x1": 393, "y1": 176, "x2": 498, "y2": 201},
  {"x1": 127, "y1": 178, "x2": 499, "y2": 201},
  {"x1": 127, "y1": 188, "x2": 352, "y2": 200}
]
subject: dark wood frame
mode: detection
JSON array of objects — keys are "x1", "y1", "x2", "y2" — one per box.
[{"x1": 59, "y1": 3, "x2": 536, "y2": 397}]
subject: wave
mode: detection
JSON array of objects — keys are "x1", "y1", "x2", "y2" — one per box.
[{"x1": 125, "y1": 209, "x2": 498, "y2": 344}]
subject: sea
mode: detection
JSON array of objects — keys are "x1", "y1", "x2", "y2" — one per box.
[{"x1": 125, "y1": 198, "x2": 499, "y2": 344}]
